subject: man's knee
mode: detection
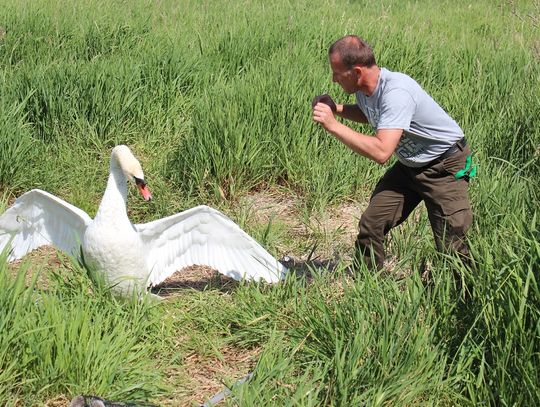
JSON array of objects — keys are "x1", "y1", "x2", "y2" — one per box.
[
  {"x1": 432, "y1": 206, "x2": 473, "y2": 268},
  {"x1": 431, "y1": 198, "x2": 472, "y2": 247}
]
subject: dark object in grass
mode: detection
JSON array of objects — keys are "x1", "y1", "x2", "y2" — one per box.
[
  {"x1": 311, "y1": 94, "x2": 337, "y2": 112},
  {"x1": 69, "y1": 395, "x2": 158, "y2": 407}
]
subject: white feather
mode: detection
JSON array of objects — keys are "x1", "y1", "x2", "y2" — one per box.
[
  {"x1": 137, "y1": 205, "x2": 286, "y2": 286},
  {"x1": 0, "y1": 145, "x2": 287, "y2": 295},
  {"x1": 0, "y1": 190, "x2": 91, "y2": 261}
]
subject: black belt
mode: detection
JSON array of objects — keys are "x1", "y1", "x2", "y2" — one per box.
[{"x1": 438, "y1": 137, "x2": 467, "y2": 161}]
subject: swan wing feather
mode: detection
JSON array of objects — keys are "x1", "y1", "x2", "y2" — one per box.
[
  {"x1": 135, "y1": 205, "x2": 286, "y2": 286},
  {"x1": 0, "y1": 189, "x2": 92, "y2": 261}
]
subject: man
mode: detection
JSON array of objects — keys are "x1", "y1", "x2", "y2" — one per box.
[{"x1": 312, "y1": 35, "x2": 474, "y2": 271}]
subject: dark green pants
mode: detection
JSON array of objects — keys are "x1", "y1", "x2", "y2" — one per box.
[{"x1": 355, "y1": 145, "x2": 473, "y2": 270}]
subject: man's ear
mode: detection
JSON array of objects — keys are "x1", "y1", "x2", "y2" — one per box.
[{"x1": 352, "y1": 66, "x2": 363, "y2": 77}]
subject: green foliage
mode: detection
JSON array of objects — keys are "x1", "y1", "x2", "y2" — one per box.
[
  {"x1": 0, "y1": 254, "x2": 166, "y2": 405},
  {"x1": 0, "y1": 99, "x2": 36, "y2": 190}
]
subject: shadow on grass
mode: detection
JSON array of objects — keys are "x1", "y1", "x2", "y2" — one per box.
[
  {"x1": 150, "y1": 265, "x2": 241, "y2": 297},
  {"x1": 279, "y1": 255, "x2": 347, "y2": 284}
]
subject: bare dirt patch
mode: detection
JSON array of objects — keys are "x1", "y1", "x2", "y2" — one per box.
[
  {"x1": 7, "y1": 246, "x2": 73, "y2": 291},
  {"x1": 44, "y1": 395, "x2": 70, "y2": 407},
  {"x1": 159, "y1": 346, "x2": 261, "y2": 407},
  {"x1": 240, "y1": 189, "x2": 367, "y2": 266}
]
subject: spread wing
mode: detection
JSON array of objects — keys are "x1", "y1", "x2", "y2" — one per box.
[
  {"x1": 0, "y1": 189, "x2": 92, "y2": 261},
  {"x1": 135, "y1": 205, "x2": 287, "y2": 286}
]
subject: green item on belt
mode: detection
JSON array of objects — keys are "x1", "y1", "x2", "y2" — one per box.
[{"x1": 455, "y1": 155, "x2": 477, "y2": 180}]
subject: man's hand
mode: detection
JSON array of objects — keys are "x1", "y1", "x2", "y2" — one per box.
[{"x1": 312, "y1": 101, "x2": 340, "y2": 132}]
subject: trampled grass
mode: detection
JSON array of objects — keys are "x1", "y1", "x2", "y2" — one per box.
[{"x1": 0, "y1": 0, "x2": 539, "y2": 405}]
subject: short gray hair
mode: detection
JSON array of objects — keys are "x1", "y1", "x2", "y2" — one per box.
[{"x1": 329, "y1": 35, "x2": 376, "y2": 68}]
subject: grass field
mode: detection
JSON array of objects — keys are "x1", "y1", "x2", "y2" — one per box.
[{"x1": 0, "y1": 0, "x2": 539, "y2": 405}]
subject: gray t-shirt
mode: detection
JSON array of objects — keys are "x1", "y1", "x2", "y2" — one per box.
[{"x1": 355, "y1": 68, "x2": 464, "y2": 167}]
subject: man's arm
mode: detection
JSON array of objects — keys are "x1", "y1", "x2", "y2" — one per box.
[
  {"x1": 336, "y1": 103, "x2": 368, "y2": 123},
  {"x1": 313, "y1": 103, "x2": 402, "y2": 164}
]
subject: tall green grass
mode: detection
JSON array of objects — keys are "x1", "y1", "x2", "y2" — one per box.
[
  {"x1": 2, "y1": 0, "x2": 536, "y2": 207},
  {"x1": 0, "y1": 0, "x2": 538, "y2": 405},
  {"x1": 0, "y1": 253, "x2": 167, "y2": 405}
]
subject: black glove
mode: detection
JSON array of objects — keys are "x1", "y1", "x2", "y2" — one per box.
[{"x1": 311, "y1": 94, "x2": 337, "y2": 113}]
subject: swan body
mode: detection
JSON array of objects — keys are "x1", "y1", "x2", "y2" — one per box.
[{"x1": 0, "y1": 145, "x2": 287, "y2": 294}]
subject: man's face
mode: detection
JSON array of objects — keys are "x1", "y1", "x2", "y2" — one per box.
[{"x1": 329, "y1": 52, "x2": 360, "y2": 94}]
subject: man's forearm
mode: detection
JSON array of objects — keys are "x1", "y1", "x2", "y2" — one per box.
[
  {"x1": 336, "y1": 104, "x2": 368, "y2": 123},
  {"x1": 327, "y1": 122, "x2": 382, "y2": 163},
  {"x1": 326, "y1": 122, "x2": 399, "y2": 165}
]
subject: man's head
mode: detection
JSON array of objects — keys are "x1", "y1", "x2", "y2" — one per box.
[{"x1": 328, "y1": 35, "x2": 377, "y2": 94}]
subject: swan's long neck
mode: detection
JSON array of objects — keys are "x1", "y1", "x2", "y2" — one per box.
[{"x1": 93, "y1": 164, "x2": 129, "y2": 225}]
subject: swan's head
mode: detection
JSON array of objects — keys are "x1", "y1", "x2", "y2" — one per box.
[{"x1": 111, "y1": 145, "x2": 152, "y2": 201}]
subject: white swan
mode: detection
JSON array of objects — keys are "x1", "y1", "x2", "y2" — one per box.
[{"x1": 0, "y1": 145, "x2": 287, "y2": 294}]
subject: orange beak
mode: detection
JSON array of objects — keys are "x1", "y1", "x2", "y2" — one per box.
[{"x1": 137, "y1": 183, "x2": 152, "y2": 201}]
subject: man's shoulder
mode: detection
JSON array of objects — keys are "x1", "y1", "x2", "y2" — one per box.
[
  {"x1": 379, "y1": 68, "x2": 425, "y2": 104},
  {"x1": 381, "y1": 68, "x2": 420, "y2": 91}
]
